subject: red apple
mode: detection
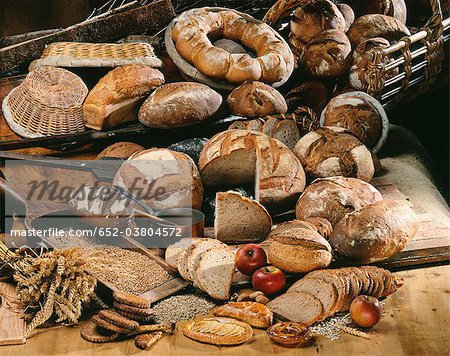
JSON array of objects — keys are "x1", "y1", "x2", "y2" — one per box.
[
  {"x1": 235, "y1": 244, "x2": 267, "y2": 275},
  {"x1": 252, "y1": 265, "x2": 286, "y2": 295},
  {"x1": 350, "y1": 295, "x2": 383, "y2": 328}
]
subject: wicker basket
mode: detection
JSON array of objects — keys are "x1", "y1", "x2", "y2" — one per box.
[
  {"x1": 262, "y1": 0, "x2": 449, "y2": 108},
  {"x1": 2, "y1": 66, "x2": 88, "y2": 138}
]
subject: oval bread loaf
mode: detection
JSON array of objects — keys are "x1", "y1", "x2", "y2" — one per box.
[
  {"x1": 337, "y1": 3, "x2": 355, "y2": 32},
  {"x1": 138, "y1": 82, "x2": 222, "y2": 128},
  {"x1": 329, "y1": 200, "x2": 419, "y2": 263},
  {"x1": 356, "y1": 0, "x2": 407, "y2": 24},
  {"x1": 97, "y1": 142, "x2": 144, "y2": 160},
  {"x1": 293, "y1": 127, "x2": 375, "y2": 181},
  {"x1": 295, "y1": 177, "x2": 383, "y2": 226}
]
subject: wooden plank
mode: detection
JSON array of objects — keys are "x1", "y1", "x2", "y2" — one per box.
[
  {"x1": 0, "y1": 282, "x2": 26, "y2": 345},
  {"x1": 0, "y1": 0, "x2": 175, "y2": 73}
]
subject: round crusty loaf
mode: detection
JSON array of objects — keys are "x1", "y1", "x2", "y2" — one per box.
[
  {"x1": 349, "y1": 37, "x2": 397, "y2": 91},
  {"x1": 286, "y1": 81, "x2": 329, "y2": 115},
  {"x1": 199, "y1": 129, "x2": 306, "y2": 212},
  {"x1": 227, "y1": 81, "x2": 287, "y2": 117},
  {"x1": 97, "y1": 142, "x2": 144, "y2": 160},
  {"x1": 288, "y1": 33, "x2": 308, "y2": 68},
  {"x1": 303, "y1": 30, "x2": 352, "y2": 79},
  {"x1": 172, "y1": 8, "x2": 293, "y2": 84},
  {"x1": 290, "y1": 0, "x2": 346, "y2": 43},
  {"x1": 347, "y1": 14, "x2": 411, "y2": 47},
  {"x1": 293, "y1": 127, "x2": 375, "y2": 181},
  {"x1": 113, "y1": 148, "x2": 203, "y2": 211},
  {"x1": 320, "y1": 91, "x2": 388, "y2": 150},
  {"x1": 138, "y1": 82, "x2": 222, "y2": 129},
  {"x1": 329, "y1": 200, "x2": 418, "y2": 263},
  {"x1": 295, "y1": 176, "x2": 383, "y2": 226},
  {"x1": 267, "y1": 220, "x2": 332, "y2": 273},
  {"x1": 337, "y1": 3, "x2": 355, "y2": 32},
  {"x1": 355, "y1": 0, "x2": 407, "y2": 24}
]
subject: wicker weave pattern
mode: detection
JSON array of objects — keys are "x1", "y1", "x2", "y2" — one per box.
[{"x1": 3, "y1": 67, "x2": 87, "y2": 137}]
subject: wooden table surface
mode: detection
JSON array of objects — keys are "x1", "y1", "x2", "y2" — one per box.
[{"x1": 2, "y1": 264, "x2": 449, "y2": 356}]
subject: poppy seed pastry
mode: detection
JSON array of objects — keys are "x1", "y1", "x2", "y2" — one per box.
[
  {"x1": 295, "y1": 176, "x2": 382, "y2": 226},
  {"x1": 293, "y1": 127, "x2": 375, "y2": 181},
  {"x1": 303, "y1": 30, "x2": 352, "y2": 79},
  {"x1": 290, "y1": 0, "x2": 346, "y2": 43}
]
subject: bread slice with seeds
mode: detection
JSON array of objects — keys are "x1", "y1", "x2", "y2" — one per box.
[{"x1": 165, "y1": 237, "x2": 196, "y2": 269}]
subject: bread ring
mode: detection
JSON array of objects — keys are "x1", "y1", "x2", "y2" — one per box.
[{"x1": 172, "y1": 8, "x2": 293, "y2": 84}]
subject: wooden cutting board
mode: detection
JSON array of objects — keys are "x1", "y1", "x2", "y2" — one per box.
[{"x1": 0, "y1": 282, "x2": 26, "y2": 345}]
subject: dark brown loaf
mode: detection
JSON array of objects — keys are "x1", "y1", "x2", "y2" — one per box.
[
  {"x1": 267, "y1": 220, "x2": 332, "y2": 273},
  {"x1": 288, "y1": 34, "x2": 308, "y2": 68},
  {"x1": 227, "y1": 81, "x2": 287, "y2": 118},
  {"x1": 83, "y1": 65, "x2": 164, "y2": 131},
  {"x1": 138, "y1": 82, "x2": 222, "y2": 128},
  {"x1": 293, "y1": 127, "x2": 375, "y2": 181},
  {"x1": 321, "y1": 91, "x2": 386, "y2": 148},
  {"x1": 329, "y1": 200, "x2": 419, "y2": 263},
  {"x1": 303, "y1": 30, "x2": 352, "y2": 79},
  {"x1": 286, "y1": 81, "x2": 329, "y2": 115},
  {"x1": 97, "y1": 142, "x2": 144, "y2": 160},
  {"x1": 290, "y1": 0, "x2": 346, "y2": 43},
  {"x1": 337, "y1": 3, "x2": 355, "y2": 32},
  {"x1": 295, "y1": 176, "x2": 383, "y2": 226},
  {"x1": 356, "y1": 0, "x2": 407, "y2": 24},
  {"x1": 347, "y1": 14, "x2": 411, "y2": 46},
  {"x1": 349, "y1": 38, "x2": 397, "y2": 91}
]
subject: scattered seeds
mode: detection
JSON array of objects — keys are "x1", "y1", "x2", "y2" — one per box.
[{"x1": 153, "y1": 294, "x2": 217, "y2": 324}]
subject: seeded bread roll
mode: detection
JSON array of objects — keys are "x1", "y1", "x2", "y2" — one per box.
[
  {"x1": 303, "y1": 30, "x2": 352, "y2": 79},
  {"x1": 227, "y1": 81, "x2": 288, "y2": 118},
  {"x1": 267, "y1": 220, "x2": 333, "y2": 273},
  {"x1": 356, "y1": 0, "x2": 407, "y2": 24},
  {"x1": 83, "y1": 65, "x2": 164, "y2": 131},
  {"x1": 321, "y1": 91, "x2": 388, "y2": 150},
  {"x1": 349, "y1": 37, "x2": 398, "y2": 91},
  {"x1": 330, "y1": 200, "x2": 418, "y2": 263},
  {"x1": 347, "y1": 14, "x2": 411, "y2": 47},
  {"x1": 97, "y1": 142, "x2": 144, "y2": 159},
  {"x1": 286, "y1": 81, "x2": 329, "y2": 115},
  {"x1": 293, "y1": 127, "x2": 375, "y2": 182},
  {"x1": 113, "y1": 148, "x2": 203, "y2": 211},
  {"x1": 337, "y1": 3, "x2": 355, "y2": 32},
  {"x1": 290, "y1": 0, "x2": 346, "y2": 43},
  {"x1": 295, "y1": 176, "x2": 383, "y2": 226},
  {"x1": 138, "y1": 82, "x2": 222, "y2": 129}
]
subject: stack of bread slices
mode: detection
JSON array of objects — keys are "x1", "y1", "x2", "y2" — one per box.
[{"x1": 165, "y1": 238, "x2": 235, "y2": 300}]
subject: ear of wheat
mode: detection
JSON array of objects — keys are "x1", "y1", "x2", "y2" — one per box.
[{"x1": 0, "y1": 242, "x2": 105, "y2": 337}]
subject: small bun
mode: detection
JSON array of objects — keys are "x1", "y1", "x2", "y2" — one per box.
[{"x1": 227, "y1": 81, "x2": 288, "y2": 117}]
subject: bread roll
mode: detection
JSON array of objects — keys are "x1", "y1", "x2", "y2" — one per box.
[
  {"x1": 347, "y1": 14, "x2": 410, "y2": 46},
  {"x1": 267, "y1": 220, "x2": 333, "y2": 273},
  {"x1": 290, "y1": 0, "x2": 346, "y2": 43},
  {"x1": 303, "y1": 30, "x2": 352, "y2": 79},
  {"x1": 227, "y1": 81, "x2": 287, "y2": 117},
  {"x1": 97, "y1": 142, "x2": 144, "y2": 160},
  {"x1": 83, "y1": 65, "x2": 164, "y2": 131},
  {"x1": 295, "y1": 176, "x2": 383, "y2": 226},
  {"x1": 288, "y1": 33, "x2": 307, "y2": 68},
  {"x1": 199, "y1": 130, "x2": 306, "y2": 212},
  {"x1": 349, "y1": 37, "x2": 398, "y2": 91},
  {"x1": 113, "y1": 148, "x2": 203, "y2": 211},
  {"x1": 337, "y1": 3, "x2": 355, "y2": 32},
  {"x1": 321, "y1": 91, "x2": 387, "y2": 149},
  {"x1": 138, "y1": 82, "x2": 222, "y2": 129},
  {"x1": 356, "y1": 0, "x2": 407, "y2": 24},
  {"x1": 293, "y1": 127, "x2": 375, "y2": 181},
  {"x1": 286, "y1": 81, "x2": 329, "y2": 115},
  {"x1": 329, "y1": 200, "x2": 418, "y2": 263}
]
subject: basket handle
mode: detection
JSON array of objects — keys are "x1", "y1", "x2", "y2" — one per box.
[
  {"x1": 262, "y1": 0, "x2": 310, "y2": 26},
  {"x1": 422, "y1": 0, "x2": 444, "y2": 41}
]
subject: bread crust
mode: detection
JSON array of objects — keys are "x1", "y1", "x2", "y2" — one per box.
[
  {"x1": 182, "y1": 317, "x2": 253, "y2": 345},
  {"x1": 97, "y1": 142, "x2": 144, "y2": 160},
  {"x1": 83, "y1": 65, "x2": 164, "y2": 131},
  {"x1": 213, "y1": 302, "x2": 273, "y2": 328}
]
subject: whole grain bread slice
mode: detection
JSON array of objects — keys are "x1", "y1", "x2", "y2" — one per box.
[
  {"x1": 177, "y1": 238, "x2": 202, "y2": 281},
  {"x1": 214, "y1": 191, "x2": 272, "y2": 243},
  {"x1": 165, "y1": 237, "x2": 196, "y2": 269},
  {"x1": 197, "y1": 246, "x2": 235, "y2": 300},
  {"x1": 266, "y1": 290, "x2": 324, "y2": 325},
  {"x1": 271, "y1": 119, "x2": 301, "y2": 150},
  {"x1": 188, "y1": 238, "x2": 226, "y2": 287}
]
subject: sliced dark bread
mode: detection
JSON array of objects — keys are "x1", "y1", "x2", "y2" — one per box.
[
  {"x1": 197, "y1": 246, "x2": 235, "y2": 300},
  {"x1": 214, "y1": 191, "x2": 272, "y2": 243},
  {"x1": 165, "y1": 237, "x2": 196, "y2": 269},
  {"x1": 261, "y1": 117, "x2": 280, "y2": 136},
  {"x1": 271, "y1": 119, "x2": 301, "y2": 150},
  {"x1": 266, "y1": 290, "x2": 324, "y2": 325}
]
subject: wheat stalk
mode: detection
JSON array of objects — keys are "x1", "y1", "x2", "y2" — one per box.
[{"x1": 337, "y1": 325, "x2": 371, "y2": 340}]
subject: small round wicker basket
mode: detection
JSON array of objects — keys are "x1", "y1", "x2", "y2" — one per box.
[{"x1": 2, "y1": 66, "x2": 88, "y2": 138}]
